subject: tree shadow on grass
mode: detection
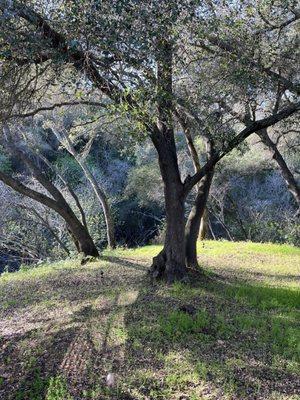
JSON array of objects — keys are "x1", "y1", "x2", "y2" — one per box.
[
  {"x1": 0, "y1": 287, "x2": 137, "y2": 400},
  {"x1": 1, "y1": 256, "x2": 298, "y2": 399},
  {"x1": 0, "y1": 254, "x2": 154, "y2": 400},
  {"x1": 0, "y1": 260, "x2": 144, "y2": 317},
  {"x1": 123, "y1": 271, "x2": 300, "y2": 399},
  {"x1": 0, "y1": 325, "x2": 78, "y2": 400},
  {"x1": 101, "y1": 256, "x2": 148, "y2": 272}
]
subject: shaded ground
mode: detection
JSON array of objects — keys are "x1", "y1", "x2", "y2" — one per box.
[{"x1": 0, "y1": 241, "x2": 299, "y2": 399}]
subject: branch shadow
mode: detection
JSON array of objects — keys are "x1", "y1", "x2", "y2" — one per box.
[
  {"x1": 122, "y1": 271, "x2": 300, "y2": 399},
  {"x1": 101, "y1": 256, "x2": 147, "y2": 272},
  {"x1": 0, "y1": 261, "x2": 143, "y2": 400}
]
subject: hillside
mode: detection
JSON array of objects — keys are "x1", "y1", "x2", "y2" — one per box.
[{"x1": 0, "y1": 241, "x2": 299, "y2": 400}]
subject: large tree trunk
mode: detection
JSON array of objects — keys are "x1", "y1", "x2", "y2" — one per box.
[
  {"x1": 149, "y1": 38, "x2": 187, "y2": 283},
  {"x1": 185, "y1": 170, "x2": 214, "y2": 269},
  {"x1": 258, "y1": 129, "x2": 300, "y2": 210},
  {"x1": 149, "y1": 129, "x2": 187, "y2": 282},
  {"x1": 163, "y1": 173, "x2": 186, "y2": 282}
]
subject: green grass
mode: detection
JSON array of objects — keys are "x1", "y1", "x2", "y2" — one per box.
[
  {"x1": 103, "y1": 244, "x2": 163, "y2": 259},
  {"x1": 46, "y1": 376, "x2": 73, "y2": 400},
  {"x1": 0, "y1": 240, "x2": 299, "y2": 400},
  {"x1": 197, "y1": 240, "x2": 300, "y2": 256},
  {"x1": 0, "y1": 258, "x2": 81, "y2": 283}
]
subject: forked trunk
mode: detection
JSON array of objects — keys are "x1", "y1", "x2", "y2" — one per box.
[
  {"x1": 185, "y1": 170, "x2": 214, "y2": 269},
  {"x1": 149, "y1": 37, "x2": 187, "y2": 282}
]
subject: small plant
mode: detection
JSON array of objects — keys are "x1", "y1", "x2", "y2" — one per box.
[
  {"x1": 46, "y1": 375, "x2": 73, "y2": 400},
  {"x1": 196, "y1": 361, "x2": 208, "y2": 380},
  {"x1": 160, "y1": 309, "x2": 211, "y2": 340}
]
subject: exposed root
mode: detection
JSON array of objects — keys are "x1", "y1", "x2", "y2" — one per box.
[{"x1": 148, "y1": 249, "x2": 166, "y2": 280}]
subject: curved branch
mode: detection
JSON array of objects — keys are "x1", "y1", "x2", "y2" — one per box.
[
  {"x1": 10, "y1": 101, "x2": 107, "y2": 119},
  {"x1": 0, "y1": 170, "x2": 59, "y2": 210},
  {"x1": 184, "y1": 101, "x2": 300, "y2": 194}
]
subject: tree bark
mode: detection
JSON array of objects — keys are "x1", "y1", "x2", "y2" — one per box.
[
  {"x1": 258, "y1": 129, "x2": 300, "y2": 210},
  {"x1": 149, "y1": 39, "x2": 187, "y2": 282},
  {"x1": 175, "y1": 112, "x2": 214, "y2": 269},
  {"x1": 199, "y1": 209, "x2": 209, "y2": 240},
  {"x1": 185, "y1": 170, "x2": 214, "y2": 269},
  {"x1": 150, "y1": 133, "x2": 187, "y2": 282}
]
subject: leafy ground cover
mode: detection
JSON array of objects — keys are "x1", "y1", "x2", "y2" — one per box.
[{"x1": 0, "y1": 241, "x2": 299, "y2": 399}]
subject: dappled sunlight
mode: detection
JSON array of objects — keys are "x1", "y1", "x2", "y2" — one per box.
[
  {"x1": 0, "y1": 242, "x2": 299, "y2": 399},
  {"x1": 0, "y1": 0, "x2": 298, "y2": 397},
  {"x1": 0, "y1": 256, "x2": 145, "y2": 399}
]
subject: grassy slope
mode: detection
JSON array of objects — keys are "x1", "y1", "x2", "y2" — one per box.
[{"x1": 0, "y1": 241, "x2": 299, "y2": 400}]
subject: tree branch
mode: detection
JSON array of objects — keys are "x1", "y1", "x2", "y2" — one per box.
[
  {"x1": 9, "y1": 100, "x2": 107, "y2": 119},
  {"x1": 183, "y1": 101, "x2": 300, "y2": 194},
  {"x1": 197, "y1": 35, "x2": 300, "y2": 95}
]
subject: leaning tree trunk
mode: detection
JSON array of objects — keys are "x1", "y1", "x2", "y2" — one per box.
[
  {"x1": 54, "y1": 129, "x2": 117, "y2": 249},
  {"x1": 62, "y1": 207, "x2": 99, "y2": 257},
  {"x1": 185, "y1": 170, "x2": 214, "y2": 269},
  {"x1": 75, "y1": 158, "x2": 116, "y2": 249},
  {"x1": 259, "y1": 129, "x2": 300, "y2": 210},
  {"x1": 0, "y1": 130, "x2": 99, "y2": 259},
  {"x1": 0, "y1": 169, "x2": 99, "y2": 258}
]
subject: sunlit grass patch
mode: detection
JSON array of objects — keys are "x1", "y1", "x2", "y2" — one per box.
[
  {"x1": 0, "y1": 258, "x2": 80, "y2": 283},
  {"x1": 164, "y1": 352, "x2": 199, "y2": 390},
  {"x1": 103, "y1": 244, "x2": 162, "y2": 259},
  {"x1": 196, "y1": 240, "x2": 300, "y2": 289},
  {"x1": 46, "y1": 375, "x2": 73, "y2": 400},
  {"x1": 224, "y1": 284, "x2": 300, "y2": 310},
  {"x1": 197, "y1": 240, "x2": 300, "y2": 257}
]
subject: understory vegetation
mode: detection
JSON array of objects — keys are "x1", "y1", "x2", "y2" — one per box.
[
  {"x1": 0, "y1": 241, "x2": 299, "y2": 400},
  {"x1": 0, "y1": 126, "x2": 299, "y2": 273}
]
